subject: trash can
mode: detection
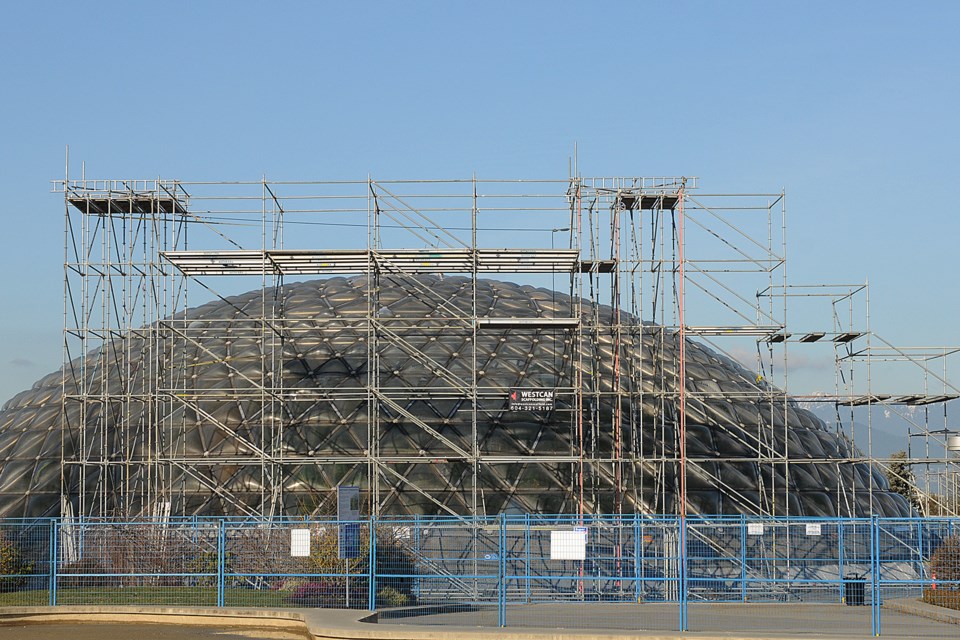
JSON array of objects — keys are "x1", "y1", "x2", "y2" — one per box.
[{"x1": 845, "y1": 575, "x2": 865, "y2": 606}]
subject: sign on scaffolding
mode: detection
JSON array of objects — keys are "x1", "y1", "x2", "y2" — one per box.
[{"x1": 509, "y1": 388, "x2": 555, "y2": 412}]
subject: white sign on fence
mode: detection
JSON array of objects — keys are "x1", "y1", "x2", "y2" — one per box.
[
  {"x1": 805, "y1": 523, "x2": 822, "y2": 536},
  {"x1": 550, "y1": 530, "x2": 587, "y2": 560},
  {"x1": 290, "y1": 528, "x2": 311, "y2": 557},
  {"x1": 747, "y1": 522, "x2": 765, "y2": 536}
]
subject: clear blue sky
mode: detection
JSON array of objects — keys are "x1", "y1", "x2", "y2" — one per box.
[{"x1": 1, "y1": 1, "x2": 958, "y2": 404}]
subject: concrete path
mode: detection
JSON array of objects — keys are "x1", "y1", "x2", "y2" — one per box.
[{"x1": 0, "y1": 600, "x2": 955, "y2": 640}]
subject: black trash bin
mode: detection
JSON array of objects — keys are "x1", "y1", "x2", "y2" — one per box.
[{"x1": 845, "y1": 575, "x2": 865, "y2": 606}]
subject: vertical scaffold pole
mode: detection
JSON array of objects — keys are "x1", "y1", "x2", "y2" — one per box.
[
  {"x1": 576, "y1": 181, "x2": 585, "y2": 521},
  {"x1": 677, "y1": 181, "x2": 688, "y2": 632}
]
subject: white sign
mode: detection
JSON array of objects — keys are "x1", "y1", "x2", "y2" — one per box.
[
  {"x1": 290, "y1": 528, "x2": 310, "y2": 557},
  {"x1": 805, "y1": 523, "x2": 822, "y2": 537},
  {"x1": 747, "y1": 522, "x2": 764, "y2": 536},
  {"x1": 550, "y1": 530, "x2": 587, "y2": 561}
]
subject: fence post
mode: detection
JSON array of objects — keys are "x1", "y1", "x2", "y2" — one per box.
[
  {"x1": 680, "y1": 516, "x2": 688, "y2": 632},
  {"x1": 524, "y1": 513, "x2": 530, "y2": 604},
  {"x1": 916, "y1": 518, "x2": 924, "y2": 584},
  {"x1": 740, "y1": 514, "x2": 747, "y2": 602},
  {"x1": 414, "y1": 514, "x2": 421, "y2": 602},
  {"x1": 49, "y1": 518, "x2": 58, "y2": 606},
  {"x1": 498, "y1": 514, "x2": 506, "y2": 628},
  {"x1": 367, "y1": 518, "x2": 377, "y2": 612},
  {"x1": 633, "y1": 515, "x2": 641, "y2": 603},
  {"x1": 838, "y1": 519, "x2": 846, "y2": 603},
  {"x1": 871, "y1": 516, "x2": 880, "y2": 637},
  {"x1": 217, "y1": 519, "x2": 225, "y2": 608}
]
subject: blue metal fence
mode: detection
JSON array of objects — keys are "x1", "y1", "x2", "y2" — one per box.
[{"x1": 0, "y1": 515, "x2": 955, "y2": 636}]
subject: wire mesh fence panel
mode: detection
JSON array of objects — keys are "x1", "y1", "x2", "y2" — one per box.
[
  {"x1": 876, "y1": 518, "x2": 929, "y2": 604},
  {"x1": 918, "y1": 519, "x2": 960, "y2": 611},
  {"x1": 54, "y1": 519, "x2": 219, "y2": 606},
  {"x1": 0, "y1": 519, "x2": 51, "y2": 606},
  {"x1": 375, "y1": 516, "x2": 500, "y2": 627},
  {"x1": 499, "y1": 515, "x2": 681, "y2": 632},
  {"x1": 877, "y1": 518, "x2": 960, "y2": 638},
  {"x1": 371, "y1": 521, "x2": 418, "y2": 610},
  {"x1": 686, "y1": 518, "x2": 875, "y2": 637},
  {"x1": 224, "y1": 519, "x2": 372, "y2": 609},
  {"x1": 839, "y1": 519, "x2": 875, "y2": 613},
  {"x1": 686, "y1": 518, "x2": 744, "y2": 604},
  {"x1": 0, "y1": 513, "x2": 954, "y2": 636}
]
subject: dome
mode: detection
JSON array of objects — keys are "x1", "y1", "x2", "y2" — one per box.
[{"x1": 0, "y1": 275, "x2": 911, "y2": 518}]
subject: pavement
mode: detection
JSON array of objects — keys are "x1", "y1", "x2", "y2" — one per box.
[{"x1": 0, "y1": 599, "x2": 955, "y2": 640}]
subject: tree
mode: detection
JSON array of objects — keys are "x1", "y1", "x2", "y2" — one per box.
[
  {"x1": 931, "y1": 536, "x2": 960, "y2": 585},
  {"x1": 886, "y1": 450, "x2": 921, "y2": 511},
  {"x1": 0, "y1": 532, "x2": 32, "y2": 592}
]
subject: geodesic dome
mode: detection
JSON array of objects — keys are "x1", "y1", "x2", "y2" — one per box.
[{"x1": 0, "y1": 275, "x2": 911, "y2": 518}]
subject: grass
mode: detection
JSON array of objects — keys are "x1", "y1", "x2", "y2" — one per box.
[
  {"x1": 922, "y1": 588, "x2": 960, "y2": 611},
  {"x1": 0, "y1": 586, "x2": 292, "y2": 608},
  {"x1": 0, "y1": 589, "x2": 48, "y2": 606}
]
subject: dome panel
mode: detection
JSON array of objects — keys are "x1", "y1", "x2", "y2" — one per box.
[{"x1": 0, "y1": 275, "x2": 912, "y2": 518}]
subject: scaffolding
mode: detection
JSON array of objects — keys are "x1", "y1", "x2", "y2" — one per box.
[
  {"x1": 757, "y1": 281, "x2": 960, "y2": 515},
  {"x1": 52, "y1": 172, "x2": 959, "y2": 518}
]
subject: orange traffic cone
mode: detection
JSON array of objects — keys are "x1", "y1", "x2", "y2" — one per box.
[{"x1": 932, "y1": 571, "x2": 937, "y2": 591}]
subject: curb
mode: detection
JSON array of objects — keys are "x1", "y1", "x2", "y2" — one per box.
[
  {"x1": 883, "y1": 597, "x2": 960, "y2": 626},
  {"x1": 0, "y1": 606, "x2": 312, "y2": 634},
  {"x1": 0, "y1": 605, "x2": 791, "y2": 640}
]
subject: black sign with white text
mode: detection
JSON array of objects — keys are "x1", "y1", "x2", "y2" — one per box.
[{"x1": 509, "y1": 388, "x2": 555, "y2": 411}]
